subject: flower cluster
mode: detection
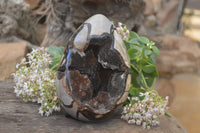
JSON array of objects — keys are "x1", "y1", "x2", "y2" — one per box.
[
  {"x1": 116, "y1": 22, "x2": 129, "y2": 40},
  {"x1": 12, "y1": 47, "x2": 61, "y2": 116},
  {"x1": 121, "y1": 90, "x2": 168, "y2": 129}
]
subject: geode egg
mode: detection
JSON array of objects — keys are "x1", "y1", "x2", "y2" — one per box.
[{"x1": 56, "y1": 14, "x2": 131, "y2": 121}]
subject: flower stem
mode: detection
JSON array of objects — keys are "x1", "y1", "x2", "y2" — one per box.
[
  {"x1": 50, "y1": 63, "x2": 59, "y2": 71},
  {"x1": 140, "y1": 72, "x2": 149, "y2": 90}
]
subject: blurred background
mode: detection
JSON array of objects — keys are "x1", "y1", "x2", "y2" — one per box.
[{"x1": 0, "y1": 0, "x2": 200, "y2": 132}]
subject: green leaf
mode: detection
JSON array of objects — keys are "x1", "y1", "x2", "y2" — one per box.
[
  {"x1": 143, "y1": 72, "x2": 157, "y2": 87},
  {"x1": 143, "y1": 47, "x2": 152, "y2": 55},
  {"x1": 165, "y1": 112, "x2": 172, "y2": 118},
  {"x1": 130, "y1": 59, "x2": 137, "y2": 66},
  {"x1": 146, "y1": 77, "x2": 156, "y2": 88},
  {"x1": 152, "y1": 46, "x2": 160, "y2": 56},
  {"x1": 128, "y1": 38, "x2": 140, "y2": 44},
  {"x1": 129, "y1": 44, "x2": 143, "y2": 52},
  {"x1": 49, "y1": 55, "x2": 61, "y2": 70},
  {"x1": 48, "y1": 46, "x2": 64, "y2": 70},
  {"x1": 150, "y1": 53, "x2": 156, "y2": 64},
  {"x1": 123, "y1": 40, "x2": 130, "y2": 50},
  {"x1": 131, "y1": 70, "x2": 140, "y2": 88},
  {"x1": 136, "y1": 75, "x2": 142, "y2": 87},
  {"x1": 129, "y1": 86, "x2": 137, "y2": 96},
  {"x1": 137, "y1": 58, "x2": 150, "y2": 70},
  {"x1": 142, "y1": 64, "x2": 156, "y2": 73},
  {"x1": 48, "y1": 46, "x2": 64, "y2": 57},
  {"x1": 139, "y1": 37, "x2": 149, "y2": 44},
  {"x1": 128, "y1": 48, "x2": 137, "y2": 59},
  {"x1": 129, "y1": 31, "x2": 139, "y2": 40},
  {"x1": 129, "y1": 86, "x2": 145, "y2": 97}
]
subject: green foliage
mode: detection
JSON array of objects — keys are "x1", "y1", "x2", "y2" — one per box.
[
  {"x1": 125, "y1": 32, "x2": 160, "y2": 91},
  {"x1": 47, "y1": 46, "x2": 64, "y2": 70},
  {"x1": 165, "y1": 112, "x2": 172, "y2": 118},
  {"x1": 152, "y1": 46, "x2": 160, "y2": 56},
  {"x1": 129, "y1": 85, "x2": 145, "y2": 101}
]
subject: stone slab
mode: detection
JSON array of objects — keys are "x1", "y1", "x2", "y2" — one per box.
[{"x1": 0, "y1": 81, "x2": 187, "y2": 133}]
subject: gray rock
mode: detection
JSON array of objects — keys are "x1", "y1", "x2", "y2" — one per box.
[{"x1": 0, "y1": 81, "x2": 187, "y2": 133}]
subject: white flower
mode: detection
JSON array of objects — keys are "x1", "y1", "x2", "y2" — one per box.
[
  {"x1": 128, "y1": 119, "x2": 135, "y2": 124},
  {"x1": 165, "y1": 96, "x2": 169, "y2": 102},
  {"x1": 16, "y1": 63, "x2": 20, "y2": 69},
  {"x1": 153, "y1": 115, "x2": 157, "y2": 119},
  {"x1": 139, "y1": 92, "x2": 144, "y2": 97},
  {"x1": 121, "y1": 89, "x2": 168, "y2": 129},
  {"x1": 144, "y1": 92, "x2": 149, "y2": 97},
  {"x1": 133, "y1": 113, "x2": 141, "y2": 119},
  {"x1": 116, "y1": 22, "x2": 129, "y2": 41},
  {"x1": 151, "y1": 120, "x2": 159, "y2": 126},
  {"x1": 145, "y1": 113, "x2": 152, "y2": 119},
  {"x1": 118, "y1": 22, "x2": 122, "y2": 27},
  {"x1": 136, "y1": 120, "x2": 141, "y2": 125},
  {"x1": 12, "y1": 47, "x2": 60, "y2": 117},
  {"x1": 142, "y1": 122, "x2": 146, "y2": 129},
  {"x1": 21, "y1": 58, "x2": 26, "y2": 64}
]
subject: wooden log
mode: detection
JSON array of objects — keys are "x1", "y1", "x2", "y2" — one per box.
[{"x1": 0, "y1": 81, "x2": 187, "y2": 133}]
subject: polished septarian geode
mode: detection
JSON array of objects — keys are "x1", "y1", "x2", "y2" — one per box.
[{"x1": 56, "y1": 14, "x2": 131, "y2": 121}]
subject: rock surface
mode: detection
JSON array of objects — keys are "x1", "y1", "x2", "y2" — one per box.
[
  {"x1": 24, "y1": 0, "x2": 45, "y2": 11},
  {"x1": 0, "y1": 81, "x2": 187, "y2": 133},
  {"x1": 156, "y1": 1, "x2": 178, "y2": 26},
  {"x1": 143, "y1": 0, "x2": 155, "y2": 16},
  {"x1": 41, "y1": 0, "x2": 145, "y2": 47},
  {"x1": 170, "y1": 74, "x2": 200, "y2": 133},
  {"x1": 0, "y1": 0, "x2": 42, "y2": 45},
  {"x1": 152, "y1": 78, "x2": 175, "y2": 106},
  {"x1": 0, "y1": 43, "x2": 27, "y2": 80},
  {"x1": 155, "y1": 35, "x2": 200, "y2": 76}
]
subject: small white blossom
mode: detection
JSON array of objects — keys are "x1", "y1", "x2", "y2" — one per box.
[
  {"x1": 116, "y1": 22, "x2": 129, "y2": 41},
  {"x1": 142, "y1": 122, "x2": 147, "y2": 129},
  {"x1": 121, "y1": 89, "x2": 168, "y2": 129},
  {"x1": 139, "y1": 92, "x2": 144, "y2": 97},
  {"x1": 136, "y1": 120, "x2": 141, "y2": 125},
  {"x1": 13, "y1": 47, "x2": 61, "y2": 117},
  {"x1": 128, "y1": 119, "x2": 135, "y2": 124},
  {"x1": 16, "y1": 63, "x2": 20, "y2": 69}
]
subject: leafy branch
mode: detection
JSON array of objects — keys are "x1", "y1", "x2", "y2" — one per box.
[
  {"x1": 47, "y1": 46, "x2": 64, "y2": 71},
  {"x1": 124, "y1": 31, "x2": 160, "y2": 96}
]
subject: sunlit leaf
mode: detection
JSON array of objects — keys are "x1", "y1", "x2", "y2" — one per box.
[
  {"x1": 129, "y1": 31, "x2": 139, "y2": 40},
  {"x1": 143, "y1": 47, "x2": 152, "y2": 55},
  {"x1": 142, "y1": 64, "x2": 156, "y2": 73},
  {"x1": 152, "y1": 46, "x2": 160, "y2": 56},
  {"x1": 150, "y1": 53, "x2": 156, "y2": 64},
  {"x1": 123, "y1": 40, "x2": 130, "y2": 50},
  {"x1": 139, "y1": 37, "x2": 149, "y2": 44},
  {"x1": 47, "y1": 46, "x2": 64, "y2": 70},
  {"x1": 48, "y1": 46, "x2": 64, "y2": 57},
  {"x1": 143, "y1": 72, "x2": 157, "y2": 87},
  {"x1": 128, "y1": 38, "x2": 140, "y2": 44},
  {"x1": 128, "y1": 48, "x2": 137, "y2": 59}
]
